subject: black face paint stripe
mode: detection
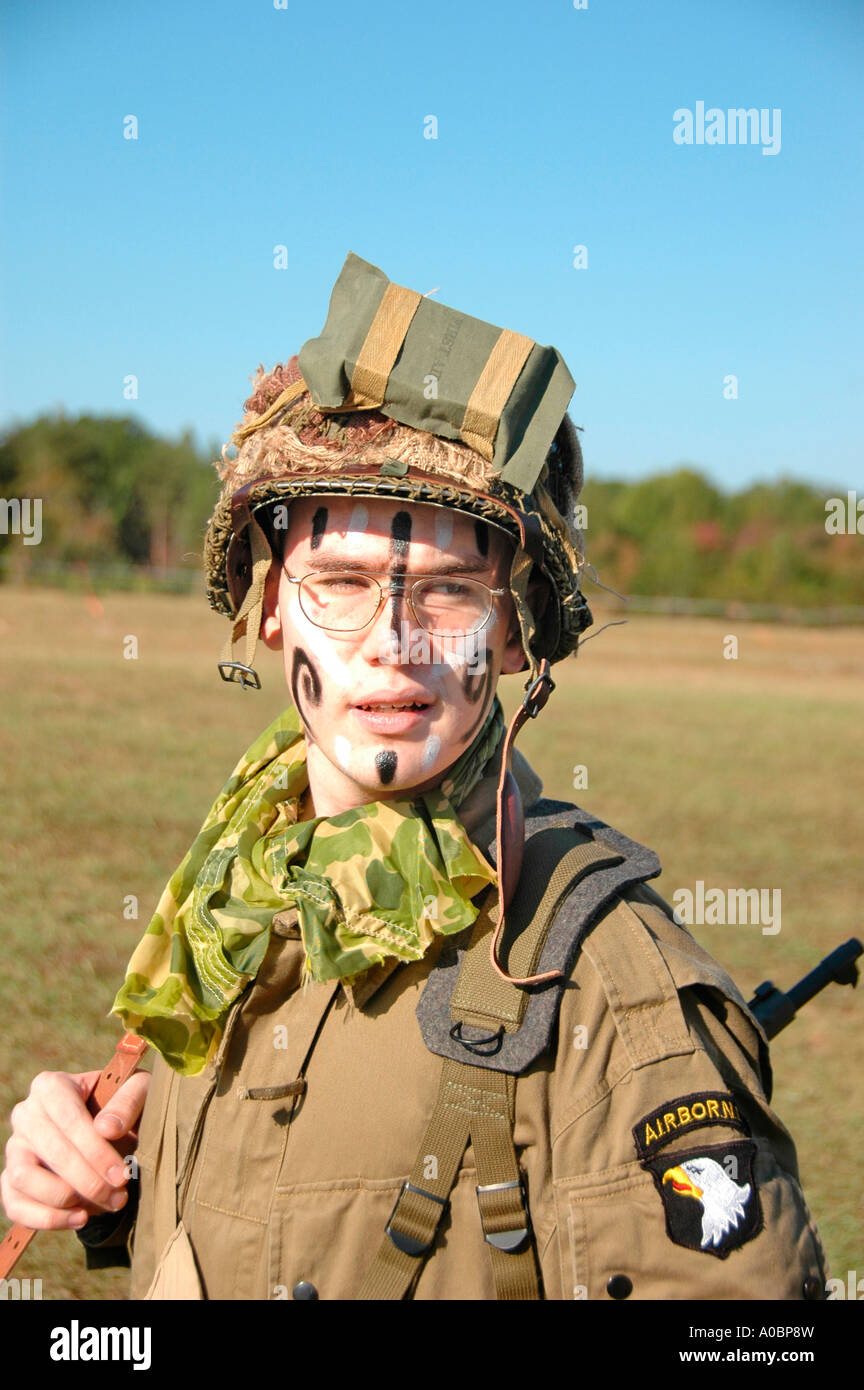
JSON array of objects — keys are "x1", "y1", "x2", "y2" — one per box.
[
  {"x1": 290, "y1": 648, "x2": 322, "y2": 719},
  {"x1": 460, "y1": 652, "x2": 495, "y2": 742},
  {"x1": 474, "y1": 519, "x2": 489, "y2": 557},
  {"x1": 390, "y1": 511, "x2": 412, "y2": 558},
  {"x1": 389, "y1": 511, "x2": 412, "y2": 632},
  {"x1": 310, "y1": 507, "x2": 329, "y2": 550},
  {"x1": 375, "y1": 750, "x2": 398, "y2": 785},
  {"x1": 463, "y1": 648, "x2": 493, "y2": 704}
]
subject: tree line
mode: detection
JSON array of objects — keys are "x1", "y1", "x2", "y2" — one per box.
[
  {"x1": 581, "y1": 470, "x2": 863, "y2": 607},
  {"x1": 0, "y1": 413, "x2": 216, "y2": 573},
  {"x1": 1, "y1": 412, "x2": 861, "y2": 607}
]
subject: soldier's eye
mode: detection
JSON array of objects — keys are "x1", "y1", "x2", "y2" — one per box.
[
  {"x1": 314, "y1": 574, "x2": 371, "y2": 594},
  {"x1": 422, "y1": 580, "x2": 473, "y2": 599}
]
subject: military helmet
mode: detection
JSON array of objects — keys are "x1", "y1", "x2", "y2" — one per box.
[{"x1": 203, "y1": 252, "x2": 593, "y2": 687}]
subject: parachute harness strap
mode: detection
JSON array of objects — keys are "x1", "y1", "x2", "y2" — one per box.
[{"x1": 356, "y1": 908, "x2": 541, "y2": 1303}]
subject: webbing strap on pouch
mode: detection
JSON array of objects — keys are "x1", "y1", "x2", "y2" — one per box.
[
  {"x1": 342, "y1": 282, "x2": 423, "y2": 410},
  {"x1": 461, "y1": 330, "x2": 535, "y2": 463},
  {"x1": 0, "y1": 1032, "x2": 149, "y2": 1282},
  {"x1": 356, "y1": 1057, "x2": 539, "y2": 1301}
]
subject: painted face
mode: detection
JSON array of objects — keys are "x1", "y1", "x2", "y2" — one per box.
[{"x1": 260, "y1": 496, "x2": 525, "y2": 816}]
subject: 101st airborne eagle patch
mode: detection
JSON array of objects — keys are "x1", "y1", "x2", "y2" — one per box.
[{"x1": 633, "y1": 1094, "x2": 764, "y2": 1259}]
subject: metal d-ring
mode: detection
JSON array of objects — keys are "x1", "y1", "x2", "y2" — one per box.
[{"x1": 449, "y1": 1021, "x2": 505, "y2": 1056}]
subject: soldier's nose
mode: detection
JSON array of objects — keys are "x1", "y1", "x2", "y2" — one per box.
[{"x1": 359, "y1": 592, "x2": 420, "y2": 666}]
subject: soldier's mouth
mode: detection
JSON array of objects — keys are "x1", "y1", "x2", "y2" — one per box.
[
  {"x1": 353, "y1": 701, "x2": 430, "y2": 711},
  {"x1": 350, "y1": 698, "x2": 434, "y2": 733},
  {"x1": 351, "y1": 686, "x2": 434, "y2": 712}
]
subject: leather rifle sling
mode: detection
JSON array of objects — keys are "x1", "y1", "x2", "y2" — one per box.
[{"x1": 0, "y1": 1032, "x2": 149, "y2": 1281}]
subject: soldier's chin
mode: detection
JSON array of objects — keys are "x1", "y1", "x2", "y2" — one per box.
[
  {"x1": 367, "y1": 750, "x2": 453, "y2": 799},
  {"x1": 318, "y1": 740, "x2": 422, "y2": 792}
]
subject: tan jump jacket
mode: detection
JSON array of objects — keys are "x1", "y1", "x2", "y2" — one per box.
[{"x1": 127, "y1": 759, "x2": 827, "y2": 1301}]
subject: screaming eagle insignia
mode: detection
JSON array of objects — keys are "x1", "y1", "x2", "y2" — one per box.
[{"x1": 642, "y1": 1141, "x2": 763, "y2": 1258}]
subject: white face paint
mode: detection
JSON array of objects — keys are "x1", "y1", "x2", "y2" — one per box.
[
  {"x1": 286, "y1": 588, "x2": 354, "y2": 688},
  {"x1": 421, "y1": 733, "x2": 441, "y2": 769},
  {"x1": 434, "y1": 510, "x2": 454, "y2": 551},
  {"x1": 434, "y1": 620, "x2": 497, "y2": 673},
  {"x1": 333, "y1": 736, "x2": 352, "y2": 771},
  {"x1": 347, "y1": 503, "x2": 368, "y2": 536}
]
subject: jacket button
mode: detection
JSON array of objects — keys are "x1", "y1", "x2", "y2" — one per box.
[
  {"x1": 606, "y1": 1274, "x2": 633, "y2": 1300},
  {"x1": 292, "y1": 1280, "x2": 319, "y2": 1301},
  {"x1": 802, "y1": 1276, "x2": 823, "y2": 1301}
]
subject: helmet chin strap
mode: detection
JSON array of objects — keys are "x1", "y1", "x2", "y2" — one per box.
[
  {"x1": 217, "y1": 507, "x2": 272, "y2": 690},
  {"x1": 489, "y1": 660, "x2": 564, "y2": 987}
]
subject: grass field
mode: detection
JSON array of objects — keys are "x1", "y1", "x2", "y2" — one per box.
[{"x1": 0, "y1": 586, "x2": 861, "y2": 1299}]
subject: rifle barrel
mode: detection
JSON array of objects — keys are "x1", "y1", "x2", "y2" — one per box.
[
  {"x1": 748, "y1": 937, "x2": 862, "y2": 1041},
  {"x1": 785, "y1": 938, "x2": 862, "y2": 1013}
]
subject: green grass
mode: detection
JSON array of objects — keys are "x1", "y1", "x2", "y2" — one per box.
[{"x1": 1, "y1": 589, "x2": 861, "y2": 1297}]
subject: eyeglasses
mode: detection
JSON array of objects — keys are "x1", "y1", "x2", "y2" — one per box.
[{"x1": 284, "y1": 570, "x2": 508, "y2": 636}]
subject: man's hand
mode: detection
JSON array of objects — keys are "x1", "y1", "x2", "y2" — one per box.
[{"x1": 1, "y1": 1068, "x2": 151, "y2": 1231}]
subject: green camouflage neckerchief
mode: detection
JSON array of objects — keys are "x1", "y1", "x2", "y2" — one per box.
[{"x1": 112, "y1": 701, "x2": 503, "y2": 1076}]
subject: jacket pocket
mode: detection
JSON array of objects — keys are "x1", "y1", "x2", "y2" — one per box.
[
  {"x1": 144, "y1": 1221, "x2": 205, "y2": 1301},
  {"x1": 554, "y1": 1143, "x2": 827, "y2": 1301},
  {"x1": 555, "y1": 1163, "x2": 660, "y2": 1300},
  {"x1": 268, "y1": 1171, "x2": 495, "y2": 1301}
]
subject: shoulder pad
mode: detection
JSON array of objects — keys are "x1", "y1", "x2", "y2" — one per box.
[{"x1": 416, "y1": 798, "x2": 662, "y2": 1074}]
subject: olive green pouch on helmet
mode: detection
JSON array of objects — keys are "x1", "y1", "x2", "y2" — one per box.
[{"x1": 298, "y1": 251, "x2": 577, "y2": 496}]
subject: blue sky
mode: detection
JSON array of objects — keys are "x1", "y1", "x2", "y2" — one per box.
[{"x1": 1, "y1": 0, "x2": 861, "y2": 493}]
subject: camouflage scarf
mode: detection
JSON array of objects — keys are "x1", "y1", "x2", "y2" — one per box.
[{"x1": 112, "y1": 701, "x2": 503, "y2": 1075}]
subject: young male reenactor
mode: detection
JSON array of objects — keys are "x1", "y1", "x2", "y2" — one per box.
[{"x1": 1, "y1": 253, "x2": 829, "y2": 1300}]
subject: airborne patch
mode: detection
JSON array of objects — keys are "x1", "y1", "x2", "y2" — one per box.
[
  {"x1": 633, "y1": 1091, "x2": 749, "y2": 1160},
  {"x1": 642, "y1": 1140, "x2": 763, "y2": 1259}
]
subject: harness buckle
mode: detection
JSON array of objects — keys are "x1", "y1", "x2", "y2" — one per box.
[
  {"x1": 520, "y1": 666, "x2": 555, "y2": 719},
  {"x1": 385, "y1": 1181, "x2": 449, "y2": 1257},
  {"x1": 475, "y1": 1177, "x2": 530, "y2": 1252},
  {"x1": 218, "y1": 660, "x2": 262, "y2": 690}
]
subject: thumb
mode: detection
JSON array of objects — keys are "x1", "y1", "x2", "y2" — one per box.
[{"x1": 92, "y1": 1069, "x2": 152, "y2": 1140}]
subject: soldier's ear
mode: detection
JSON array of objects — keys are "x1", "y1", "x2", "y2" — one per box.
[
  {"x1": 500, "y1": 599, "x2": 528, "y2": 675},
  {"x1": 260, "y1": 558, "x2": 284, "y2": 650},
  {"x1": 500, "y1": 627, "x2": 527, "y2": 676}
]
